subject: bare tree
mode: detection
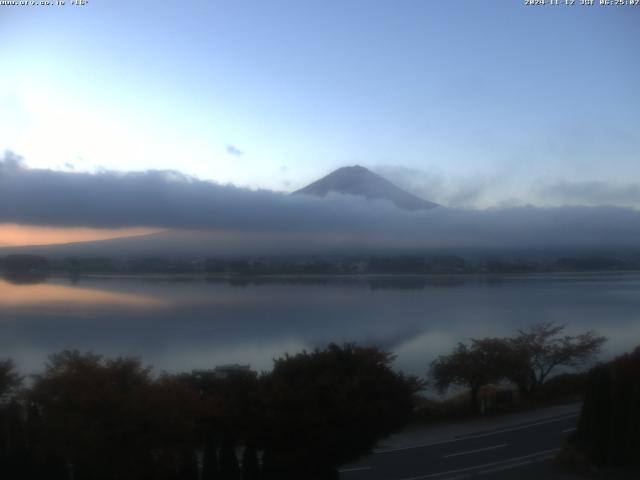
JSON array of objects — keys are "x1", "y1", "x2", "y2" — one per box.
[
  {"x1": 508, "y1": 322, "x2": 606, "y2": 397},
  {"x1": 430, "y1": 324, "x2": 607, "y2": 410}
]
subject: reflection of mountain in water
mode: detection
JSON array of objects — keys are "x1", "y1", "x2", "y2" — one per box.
[{"x1": 3, "y1": 273, "x2": 640, "y2": 377}]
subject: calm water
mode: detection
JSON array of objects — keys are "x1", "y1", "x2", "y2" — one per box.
[{"x1": 1, "y1": 273, "x2": 639, "y2": 376}]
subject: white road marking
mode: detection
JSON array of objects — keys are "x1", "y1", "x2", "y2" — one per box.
[
  {"x1": 443, "y1": 443, "x2": 507, "y2": 458},
  {"x1": 562, "y1": 427, "x2": 577, "y2": 433},
  {"x1": 338, "y1": 466, "x2": 372, "y2": 473},
  {"x1": 478, "y1": 453, "x2": 558, "y2": 475},
  {"x1": 375, "y1": 413, "x2": 579, "y2": 453},
  {"x1": 394, "y1": 448, "x2": 561, "y2": 480}
]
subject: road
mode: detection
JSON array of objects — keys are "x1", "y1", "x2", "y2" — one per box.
[{"x1": 339, "y1": 412, "x2": 579, "y2": 480}]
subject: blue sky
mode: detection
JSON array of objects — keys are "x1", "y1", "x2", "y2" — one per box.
[{"x1": 1, "y1": 0, "x2": 638, "y2": 207}]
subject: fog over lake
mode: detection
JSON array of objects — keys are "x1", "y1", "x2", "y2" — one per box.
[{"x1": 1, "y1": 273, "x2": 639, "y2": 377}]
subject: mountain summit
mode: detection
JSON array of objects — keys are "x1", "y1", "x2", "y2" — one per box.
[{"x1": 293, "y1": 165, "x2": 439, "y2": 211}]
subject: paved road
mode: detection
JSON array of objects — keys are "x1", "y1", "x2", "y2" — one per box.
[{"x1": 339, "y1": 412, "x2": 579, "y2": 480}]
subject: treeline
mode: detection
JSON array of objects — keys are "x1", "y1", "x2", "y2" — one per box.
[
  {"x1": 571, "y1": 346, "x2": 640, "y2": 469},
  {"x1": 2, "y1": 253, "x2": 640, "y2": 278},
  {"x1": 0, "y1": 345, "x2": 420, "y2": 480},
  {"x1": 0, "y1": 326, "x2": 620, "y2": 478}
]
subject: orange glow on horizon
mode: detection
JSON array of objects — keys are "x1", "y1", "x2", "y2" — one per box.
[{"x1": 0, "y1": 224, "x2": 163, "y2": 247}]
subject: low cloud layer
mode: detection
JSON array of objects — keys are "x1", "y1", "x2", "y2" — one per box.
[
  {"x1": 536, "y1": 180, "x2": 640, "y2": 208},
  {"x1": 3, "y1": 152, "x2": 640, "y2": 251},
  {"x1": 376, "y1": 165, "x2": 640, "y2": 210},
  {"x1": 374, "y1": 165, "x2": 506, "y2": 209}
]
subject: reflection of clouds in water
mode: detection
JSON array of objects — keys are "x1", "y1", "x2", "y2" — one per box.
[
  {"x1": 391, "y1": 322, "x2": 513, "y2": 376},
  {"x1": 594, "y1": 321, "x2": 640, "y2": 362},
  {"x1": 48, "y1": 277, "x2": 369, "y2": 310},
  {"x1": 393, "y1": 331, "x2": 457, "y2": 376},
  {"x1": 0, "y1": 279, "x2": 165, "y2": 310},
  {"x1": 2, "y1": 274, "x2": 640, "y2": 377}
]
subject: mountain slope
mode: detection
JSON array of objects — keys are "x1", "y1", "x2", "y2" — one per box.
[{"x1": 293, "y1": 165, "x2": 439, "y2": 210}]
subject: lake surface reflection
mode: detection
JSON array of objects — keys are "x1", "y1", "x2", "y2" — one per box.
[{"x1": 1, "y1": 273, "x2": 639, "y2": 376}]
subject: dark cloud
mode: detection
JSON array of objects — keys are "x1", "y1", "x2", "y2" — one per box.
[
  {"x1": 0, "y1": 152, "x2": 389, "y2": 235},
  {"x1": 2, "y1": 152, "x2": 640, "y2": 250},
  {"x1": 226, "y1": 145, "x2": 243, "y2": 156}
]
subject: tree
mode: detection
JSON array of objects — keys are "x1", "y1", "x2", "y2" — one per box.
[
  {"x1": 201, "y1": 437, "x2": 220, "y2": 480},
  {"x1": 241, "y1": 443, "x2": 260, "y2": 480},
  {"x1": 0, "y1": 359, "x2": 22, "y2": 398},
  {"x1": 0, "y1": 400, "x2": 29, "y2": 479},
  {"x1": 218, "y1": 433, "x2": 240, "y2": 480},
  {"x1": 261, "y1": 344, "x2": 421, "y2": 479},
  {"x1": 28, "y1": 350, "x2": 161, "y2": 480},
  {"x1": 179, "y1": 366, "x2": 261, "y2": 447},
  {"x1": 508, "y1": 322, "x2": 606, "y2": 397},
  {"x1": 0, "y1": 361, "x2": 26, "y2": 480},
  {"x1": 431, "y1": 324, "x2": 607, "y2": 411},
  {"x1": 573, "y1": 346, "x2": 640, "y2": 467},
  {"x1": 430, "y1": 338, "x2": 512, "y2": 413},
  {"x1": 179, "y1": 366, "x2": 261, "y2": 479},
  {"x1": 177, "y1": 448, "x2": 199, "y2": 480}
]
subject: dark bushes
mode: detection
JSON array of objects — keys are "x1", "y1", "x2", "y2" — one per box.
[
  {"x1": 0, "y1": 344, "x2": 418, "y2": 480},
  {"x1": 572, "y1": 346, "x2": 640, "y2": 468},
  {"x1": 261, "y1": 344, "x2": 421, "y2": 477}
]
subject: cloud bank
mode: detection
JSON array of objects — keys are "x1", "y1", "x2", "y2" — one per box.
[{"x1": 2, "y1": 152, "x2": 640, "y2": 250}]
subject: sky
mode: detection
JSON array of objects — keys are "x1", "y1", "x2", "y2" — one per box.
[{"x1": 0, "y1": 1, "x2": 639, "y2": 247}]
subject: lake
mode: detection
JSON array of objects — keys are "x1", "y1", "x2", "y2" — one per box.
[{"x1": 1, "y1": 273, "x2": 639, "y2": 377}]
